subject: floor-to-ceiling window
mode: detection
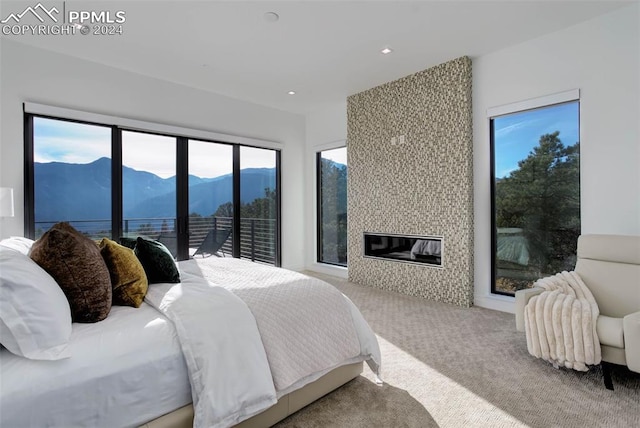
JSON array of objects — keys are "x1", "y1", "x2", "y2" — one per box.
[
  {"x1": 25, "y1": 112, "x2": 281, "y2": 266},
  {"x1": 188, "y1": 140, "x2": 234, "y2": 258},
  {"x1": 317, "y1": 147, "x2": 348, "y2": 266},
  {"x1": 31, "y1": 117, "x2": 112, "y2": 239},
  {"x1": 491, "y1": 99, "x2": 580, "y2": 295},
  {"x1": 240, "y1": 146, "x2": 279, "y2": 264},
  {"x1": 122, "y1": 131, "x2": 177, "y2": 255}
]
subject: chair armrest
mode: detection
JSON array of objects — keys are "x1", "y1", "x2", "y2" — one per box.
[
  {"x1": 515, "y1": 287, "x2": 544, "y2": 332},
  {"x1": 623, "y1": 311, "x2": 640, "y2": 373}
]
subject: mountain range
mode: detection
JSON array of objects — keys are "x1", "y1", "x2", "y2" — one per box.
[{"x1": 34, "y1": 157, "x2": 275, "y2": 222}]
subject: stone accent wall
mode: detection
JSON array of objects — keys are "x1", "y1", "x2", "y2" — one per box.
[{"x1": 346, "y1": 56, "x2": 473, "y2": 307}]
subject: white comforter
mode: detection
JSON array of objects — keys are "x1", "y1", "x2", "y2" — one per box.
[
  {"x1": 146, "y1": 258, "x2": 381, "y2": 428},
  {"x1": 145, "y1": 273, "x2": 276, "y2": 428}
]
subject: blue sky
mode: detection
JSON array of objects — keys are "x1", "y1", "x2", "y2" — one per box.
[
  {"x1": 34, "y1": 118, "x2": 275, "y2": 178},
  {"x1": 35, "y1": 106, "x2": 572, "y2": 180},
  {"x1": 34, "y1": 118, "x2": 111, "y2": 163},
  {"x1": 493, "y1": 101, "x2": 579, "y2": 178}
]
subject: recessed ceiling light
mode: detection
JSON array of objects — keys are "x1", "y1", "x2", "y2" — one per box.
[
  {"x1": 381, "y1": 47, "x2": 393, "y2": 55},
  {"x1": 287, "y1": 91, "x2": 296, "y2": 95},
  {"x1": 264, "y1": 12, "x2": 279, "y2": 22}
]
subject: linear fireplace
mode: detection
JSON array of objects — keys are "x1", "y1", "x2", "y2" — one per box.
[{"x1": 363, "y1": 232, "x2": 443, "y2": 268}]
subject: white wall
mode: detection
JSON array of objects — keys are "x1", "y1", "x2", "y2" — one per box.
[
  {"x1": 303, "y1": 102, "x2": 348, "y2": 277},
  {"x1": 300, "y1": 5, "x2": 640, "y2": 311},
  {"x1": 0, "y1": 39, "x2": 307, "y2": 270},
  {"x1": 473, "y1": 4, "x2": 640, "y2": 312}
]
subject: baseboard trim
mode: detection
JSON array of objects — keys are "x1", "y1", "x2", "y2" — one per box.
[
  {"x1": 305, "y1": 263, "x2": 348, "y2": 279},
  {"x1": 474, "y1": 294, "x2": 515, "y2": 314}
]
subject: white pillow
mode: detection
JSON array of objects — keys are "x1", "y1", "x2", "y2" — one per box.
[
  {"x1": 0, "y1": 248, "x2": 72, "y2": 360},
  {"x1": 0, "y1": 236, "x2": 35, "y2": 255}
]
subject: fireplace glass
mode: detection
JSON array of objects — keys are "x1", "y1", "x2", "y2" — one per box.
[{"x1": 363, "y1": 233, "x2": 442, "y2": 267}]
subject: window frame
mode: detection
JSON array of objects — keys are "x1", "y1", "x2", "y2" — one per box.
[
  {"x1": 488, "y1": 90, "x2": 580, "y2": 297},
  {"x1": 24, "y1": 108, "x2": 281, "y2": 267}
]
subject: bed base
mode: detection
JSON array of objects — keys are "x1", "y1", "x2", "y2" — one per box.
[{"x1": 140, "y1": 362, "x2": 363, "y2": 428}]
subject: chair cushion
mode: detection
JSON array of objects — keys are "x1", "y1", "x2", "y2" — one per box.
[
  {"x1": 578, "y1": 234, "x2": 640, "y2": 265},
  {"x1": 596, "y1": 315, "x2": 624, "y2": 348}
]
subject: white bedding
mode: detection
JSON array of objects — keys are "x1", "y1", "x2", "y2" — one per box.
[
  {"x1": 0, "y1": 304, "x2": 190, "y2": 428},
  {"x1": 145, "y1": 270, "x2": 278, "y2": 428},
  {"x1": 1, "y1": 259, "x2": 381, "y2": 428},
  {"x1": 147, "y1": 258, "x2": 381, "y2": 428},
  {"x1": 181, "y1": 258, "x2": 380, "y2": 395},
  {"x1": 410, "y1": 239, "x2": 442, "y2": 259}
]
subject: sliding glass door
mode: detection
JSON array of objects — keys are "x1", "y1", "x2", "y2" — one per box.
[
  {"x1": 121, "y1": 131, "x2": 177, "y2": 256},
  {"x1": 26, "y1": 112, "x2": 281, "y2": 266},
  {"x1": 24, "y1": 113, "x2": 280, "y2": 266},
  {"x1": 188, "y1": 140, "x2": 234, "y2": 258},
  {"x1": 240, "y1": 146, "x2": 278, "y2": 264}
]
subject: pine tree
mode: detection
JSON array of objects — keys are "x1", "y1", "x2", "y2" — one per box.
[{"x1": 496, "y1": 131, "x2": 580, "y2": 274}]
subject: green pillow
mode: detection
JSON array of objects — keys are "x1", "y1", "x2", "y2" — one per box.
[
  {"x1": 119, "y1": 237, "x2": 137, "y2": 249},
  {"x1": 134, "y1": 237, "x2": 180, "y2": 284},
  {"x1": 99, "y1": 238, "x2": 149, "y2": 308}
]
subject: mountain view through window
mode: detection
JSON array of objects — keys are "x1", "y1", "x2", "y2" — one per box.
[{"x1": 32, "y1": 117, "x2": 279, "y2": 264}]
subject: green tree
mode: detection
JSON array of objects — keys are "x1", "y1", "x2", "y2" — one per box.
[
  {"x1": 496, "y1": 131, "x2": 580, "y2": 274},
  {"x1": 319, "y1": 158, "x2": 348, "y2": 264},
  {"x1": 241, "y1": 188, "x2": 276, "y2": 219},
  {"x1": 213, "y1": 202, "x2": 233, "y2": 218}
]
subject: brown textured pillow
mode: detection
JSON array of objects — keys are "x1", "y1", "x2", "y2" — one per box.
[
  {"x1": 30, "y1": 222, "x2": 112, "y2": 323},
  {"x1": 99, "y1": 238, "x2": 148, "y2": 308}
]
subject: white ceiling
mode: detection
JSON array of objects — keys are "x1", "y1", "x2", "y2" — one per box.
[{"x1": 2, "y1": 0, "x2": 633, "y2": 114}]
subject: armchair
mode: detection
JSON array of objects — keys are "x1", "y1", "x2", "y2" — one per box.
[{"x1": 515, "y1": 234, "x2": 640, "y2": 389}]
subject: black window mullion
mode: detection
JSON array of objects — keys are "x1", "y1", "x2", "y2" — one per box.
[
  {"x1": 176, "y1": 137, "x2": 189, "y2": 261},
  {"x1": 23, "y1": 112, "x2": 35, "y2": 239},
  {"x1": 232, "y1": 145, "x2": 241, "y2": 258},
  {"x1": 23, "y1": 109, "x2": 281, "y2": 266},
  {"x1": 275, "y1": 150, "x2": 282, "y2": 267},
  {"x1": 111, "y1": 127, "x2": 123, "y2": 241},
  {"x1": 316, "y1": 152, "x2": 323, "y2": 263},
  {"x1": 489, "y1": 119, "x2": 498, "y2": 295}
]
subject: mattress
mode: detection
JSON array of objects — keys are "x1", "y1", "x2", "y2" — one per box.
[{"x1": 0, "y1": 304, "x2": 191, "y2": 428}]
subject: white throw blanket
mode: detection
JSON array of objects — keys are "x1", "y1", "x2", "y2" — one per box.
[
  {"x1": 145, "y1": 273, "x2": 277, "y2": 428},
  {"x1": 181, "y1": 257, "x2": 381, "y2": 396},
  {"x1": 147, "y1": 258, "x2": 381, "y2": 428},
  {"x1": 524, "y1": 271, "x2": 601, "y2": 371}
]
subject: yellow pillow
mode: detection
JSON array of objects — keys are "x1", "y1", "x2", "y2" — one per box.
[{"x1": 99, "y1": 238, "x2": 149, "y2": 308}]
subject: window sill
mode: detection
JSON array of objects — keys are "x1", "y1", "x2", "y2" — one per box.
[
  {"x1": 474, "y1": 292, "x2": 515, "y2": 314},
  {"x1": 305, "y1": 262, "x2": 348, "y2": 279}
]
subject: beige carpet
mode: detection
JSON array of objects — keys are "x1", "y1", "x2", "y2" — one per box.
[{"x1": 275, "y1": 272, "x2": 640, "y2": 428}]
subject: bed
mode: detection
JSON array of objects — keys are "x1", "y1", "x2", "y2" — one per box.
[{"x1": 0, "y1": 239, "x2": 381, "y2": 428}]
